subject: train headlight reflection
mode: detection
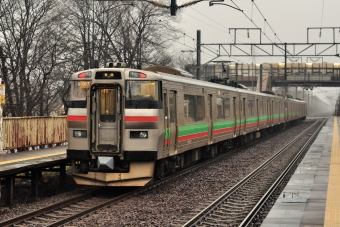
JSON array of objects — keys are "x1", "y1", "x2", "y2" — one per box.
[
  {"x1": 130, "y1": 131, "x2": 148, "y2": 138},
  {"x1": 73, "y1": 130, "x2": 87, "y2": 138}
]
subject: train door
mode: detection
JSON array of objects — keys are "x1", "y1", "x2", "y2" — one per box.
[
  {"x1": 271, "y1": 100, "x2": 274, "y2": 126},
  {"x1": 241, "y1": 98, "x2": 246, "y2": 134},
  {"x1": 256, "y1": 99, "x2": 259, "y2": 130},
  {"x1": 91, "y1": 85, "x2": 122, "y2": 154},
  {"x1": 266, "y1": 100, "x2": 269, "y2": 127},
  {"x1": 168, "y1": 91, "x2": 177, "y2": 155},
  {"x1": 233, "y1": 97, "x2": 237, "y2": 137},
  {"x1": 208, "y1": 94, "x2": 213, "y2": 144},
  {"x1": 163, "y1": 90, "x2": 169, "y2": 155}
]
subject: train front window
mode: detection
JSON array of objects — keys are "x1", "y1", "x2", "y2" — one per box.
[
  {"x1": 125, "y1": 81, "x2": 161, "y2": 109},
  {"x1": 72, "y1": 81, "x2": 91, "y2": 99},
  {"x1": 69, "y1": 80, "x2": 92, "y2": 108}
]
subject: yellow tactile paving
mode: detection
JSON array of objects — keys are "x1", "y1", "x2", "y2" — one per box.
[
  {"x1": 0, "y1": 151, "x2": 66, "y2": 165},
  {"x1": 324, "y1": 117, "x2": 340, "y2": 227}
]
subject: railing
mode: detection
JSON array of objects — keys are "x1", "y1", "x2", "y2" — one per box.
[{"x1": 2, "y1": 116, "x2": 67, "y2": 151}]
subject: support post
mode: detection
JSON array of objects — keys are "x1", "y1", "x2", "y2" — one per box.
[
  {"x1": 5, "y1": 176, "x2": 13, "y2": 207},
  {"x1": 235, "y1": 63, "x2": 238, "y2": 83},
  {"x1": 31, "y1": 169, "x2": 40, "y2": 198},
  {"x1": 196, "y1": 30, "x2": 201, "y2": 80},
  {"x1": 295, "y1": 86, "x2": 297, "y2": 99},
  {"x1": 60, "y1": 163, "x2": 66, "y2": 189},
  {"x1": 284, "y1": 43, "x2": 287, "y2": 95},
  {"x1": 260, "y1": 64, "x2": 262, "y2": 92}
]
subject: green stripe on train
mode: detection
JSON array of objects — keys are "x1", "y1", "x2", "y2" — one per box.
[
  {"x1": 213, "y1": 120, "x2": 234, "y2": 130},
  {"x1": 165, "y1": 128, "x2": 170, "y2": 139},
  {"x1": 178, "y1": 123, "x2": 209, "y2": 136},
  {"x1": 236, "y1": 119, "x2": 245, "y2": 126},
  {"x1": 246, "y1": 117, "x2": 257, "y2": 124},
  {"x1": 259, "y1": 115, "x2": 269, "y2": 121}
]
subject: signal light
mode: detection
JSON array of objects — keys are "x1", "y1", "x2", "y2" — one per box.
[
  {"x1": 78, "y1": 71, "x2": 92, "y2": 78},
  {"x1": 129, "y1": 71, "x2": 147, "y2": 78}
]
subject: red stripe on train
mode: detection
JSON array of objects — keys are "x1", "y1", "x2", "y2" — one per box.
[
  {"x1": 67, "y1": 116, "x2": 87, "y2": 121},
  {"x1": 125, "y1": 116, "x2": 158, "y2": 122},
  {"x1": 213, "y1": 128, "x2": 233, "y2": 135},
  {"x1": 178, "y1": 132, "x2": 209, "y2": 142}
]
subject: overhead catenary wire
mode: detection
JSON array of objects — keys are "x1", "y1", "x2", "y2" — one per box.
[
  {"x1": 229, "y1": 0, "x2": 296, "y2": 59},
  {"x1": 317, "y1": 0, "x2": 325, "y2": 53},
  {"x1": 251, "y1": 0, "x2": 284, "y2": 44},
  {"x1": 176, "y1": 1, "x2": 258, "y2": 62},
  {"x1": 168, "y1": 0, "x2": 244, "y2": 63}
]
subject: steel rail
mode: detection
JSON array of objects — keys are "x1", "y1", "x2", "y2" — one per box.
[{"x1": 0, "y1": 191, "x2": 94, "y2": 227}]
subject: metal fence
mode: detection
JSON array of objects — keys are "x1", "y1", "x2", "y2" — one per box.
[{"x1": 3, "y1": 116, "x2": 67, "y2": 151}]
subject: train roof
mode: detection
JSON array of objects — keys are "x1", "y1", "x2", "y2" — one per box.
[
  {"x1": 143, "y1": 66, "x2": 194, "y2": 78},
  {"x1": 156, "y1": 71, "x2": 271, "y2": 97},
  {"x1": 70, "y1": 66, "x2": 305, "y2": 103}
]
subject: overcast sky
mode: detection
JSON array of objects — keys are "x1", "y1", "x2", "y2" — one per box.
[{"x1": 173, "y1": 0, "x2": 340, "y2": 65}]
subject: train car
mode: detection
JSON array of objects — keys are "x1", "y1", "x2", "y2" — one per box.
[{"x1": 66, "y1": 64, "x2": 307, "y2": 186}]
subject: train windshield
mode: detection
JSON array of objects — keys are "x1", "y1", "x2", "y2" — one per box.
[
  {"x1": 125, "y1": 80, "x2": 161, "y2": 109},
  {"x1": 69, "y1": 80, "x2": 92, "y2": 108}
]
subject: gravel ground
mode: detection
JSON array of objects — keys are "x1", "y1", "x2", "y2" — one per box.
[{"x1": 0, "y1": 120, "x2": 316, "y2": 226}]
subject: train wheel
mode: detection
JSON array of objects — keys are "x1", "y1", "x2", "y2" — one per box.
[{"x1": 155, "y1": 160, "x2": 165, "y2": 180}]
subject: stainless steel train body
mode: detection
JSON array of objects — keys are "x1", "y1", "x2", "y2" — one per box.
[{"x1": 67, "y1": 66, "x2": 307, "y2": 186}]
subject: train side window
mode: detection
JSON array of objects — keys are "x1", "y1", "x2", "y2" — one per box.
[
  {"x1": 259, "y1": 101, "x2": 264, "y2": 115},
  {"x1": 217, "y1": 97, "x2": 224, "y2": 119},
  {"x1": 196, "y1": 96, "x2": 205, "y2": 121},
  {"x1": 184, "y1": 95, "x2": 205, "y2": 123},
  {"x1": 184, "y1": 94, "x2": 195, "y2": 123},
  {"x1": 247, "y1": 100, "x2": 254, "y2": 116},
  {"x1": 125, "y1": 80, "x2": 161, "y2": 109},
  {"x1": 169, "y1": 92, "x2": 176, "y2": 123},
  {"x1": 223, "y1": 98, "x2": 230, "y2": 118}
]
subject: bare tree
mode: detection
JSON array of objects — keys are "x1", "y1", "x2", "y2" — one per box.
[
  {"x1": 0, "y1": 0, "x2": 68, "y2": 116},
  {"x1": 65, "y1": 0, "x2": 182, "y2": 69},
  {"x1": 0, "y1": 0, "x2": 190, "y2": 117}
]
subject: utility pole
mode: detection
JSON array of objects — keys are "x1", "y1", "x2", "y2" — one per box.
[
  {"x1": 197, "y1": 30, "x2": 201, "y2": 80},
  {"x1": 0, "y1": 77, "x2": 2, "y2": 155},
  {"x1": 284, "y1": 43, "x2": 287, "y2": 95},
  {"x1": 171, "y1": 0, "x2": 177, "y2": 15},
  {"x1": 0, "y1": 46, "x2": 5, "y2": 155}
]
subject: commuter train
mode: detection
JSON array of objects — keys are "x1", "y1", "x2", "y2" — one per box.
[{"x1": 67, "y1": 63, "x2": 307, "y2": 186}]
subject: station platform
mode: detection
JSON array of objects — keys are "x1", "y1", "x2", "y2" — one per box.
[
  {"x1": 0, "y1": 145, "x2": 67, "y2": 206},
  {"x1": 0, "y1": 145, "x2": 67, "y2": 177},
  {"x1": 261, "y1": 116, "x2": 340, "y2": 227}
]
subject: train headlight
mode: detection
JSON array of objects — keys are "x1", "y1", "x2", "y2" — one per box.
[
  {"x1": 73, "y1": 130, "x2": 87, "y2": 138},
  {"x1": 130, "y1": 131, "x2": 148, "y2": 138}
]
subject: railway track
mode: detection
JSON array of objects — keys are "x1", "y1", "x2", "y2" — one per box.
[
  {"x1": 0, "y1": 187, "x2": 141, "y2": 227},
  {"x1": 0, "y1": 120, "x2": 322, "y2": 227},
  {"x1": 182, "y1": 117, "x2": 326, "y2": 227}
]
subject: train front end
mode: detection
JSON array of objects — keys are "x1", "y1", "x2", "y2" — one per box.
[{"x1": 68, "y1": 66, "x2": 163, "y2": 186}]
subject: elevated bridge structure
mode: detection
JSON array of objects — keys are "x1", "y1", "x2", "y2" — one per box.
[{"x1": 189, "y1": 62, "x2": 340, "y2": 91}]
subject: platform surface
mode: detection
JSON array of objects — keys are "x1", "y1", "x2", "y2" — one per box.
[{"x1": 261, "y1": 116, "x2": 340, "y2": 227}]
